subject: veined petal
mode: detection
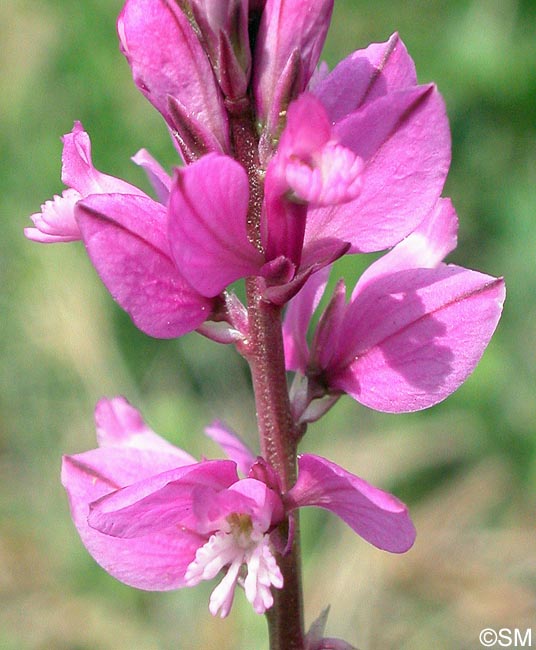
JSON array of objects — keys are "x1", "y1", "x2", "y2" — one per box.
[
  {"x1": 77, "y1": 193, "x2": 213, "y2": 338},
  {"x1": 287, "y1": 454, "x2": 416, "y2": 553},
  {"x1": 313, "y1": 33, "x2": 417, "y2": 123},
  {"x1": 62, "y1": 449, "x2": 206, "y2": 590},
  {"x1": 95, "y1": 396, "x2": 196, "y2": 464},
  {"x1": 331, "y1": 266, "x2": 506, "y2": 412},
  {"x1": 168, "y1": 154, "x2": 264, "y2": 297},
  {"x1": 88, "y1": 460, "x2": 239, "y2": 538},
  {"x1": 306, "y1": 85, "x2": 451, "y2": 253},
  {"x1": 117, "y1": 0, "x2": 229, "y2": 152}
]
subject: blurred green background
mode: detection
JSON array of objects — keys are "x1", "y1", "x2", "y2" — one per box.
[{"x1": 1, "y1": 0, "x2": 535, "y2": 648}]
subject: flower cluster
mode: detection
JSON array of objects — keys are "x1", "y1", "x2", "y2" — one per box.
[{"x1": 26, "y1": 0, "x2": 504, "y2": 642}]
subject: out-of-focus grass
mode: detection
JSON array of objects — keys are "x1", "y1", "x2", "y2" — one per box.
[{"x1": 1, "y1": 1, "x2": 535, "y2": 648}]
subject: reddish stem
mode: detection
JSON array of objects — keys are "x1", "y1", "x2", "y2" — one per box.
[{"x1": 231, "y1": 110, "x2": 305, "y2": 650}]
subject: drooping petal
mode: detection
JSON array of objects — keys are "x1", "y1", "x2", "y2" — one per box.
[
  {"x1": 305, "y1": 85, "x2": 451, "y2": 253},
  {"x1": 313, "y1": 33, "x2": 417, "y2": 124},
  {"x1": 243, "y1": 536, "x2": 283, "y2": 614},
  {"x1": 62, "y1": 449, "x2": 206, "y2": 590},
  {"x1": 77, "y1": 193, "x2": 213, "y2": 338},
  {"x1": 330, "y1": 266, "x2": 506, "y2": 412},
  {"x1": 87, "y1": 460, "x2": 238, "y2": 538},
  {"x1": 285, "y1": 141, "x2": 363, "y2": 206},
  {"x1": 287, "y1": 454, "x2": 416, "y2": 553},
  {"x1": 117, "y1": 0, "x2": 229, "y2": 153},
  {"x1": 282, "y1": 265, "x2": 330, "y2": 372},
  {"x1": 168, "y1": 154, "x2": 264, "y2": 297},
  {"x1": 204, "y1": 420, "x2": 256, "y2": 476},
  {"x1": 95, "y1": 396, "x2": 196, "y2": 464},
  {"x1": 253, "y1": 0, "x2": 334, "y2": 125}
]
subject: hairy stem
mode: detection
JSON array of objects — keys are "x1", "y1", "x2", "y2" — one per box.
[{"x1": 231, "y1": 110, "x2": 305, "y2": 650}]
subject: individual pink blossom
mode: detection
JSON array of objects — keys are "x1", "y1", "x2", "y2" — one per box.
[
  {"x1": 24, "y1": 122, "x2": 148, "y2": 243},
  {"x1": 63, "y1": 398, "x2": 415, "y2": 616},
  {"x1": 283, "y1": 199, "x2": 506, "y2": 415},
  {"x1": 24, "y1": 124, "x2": 224, "y2": 339}
]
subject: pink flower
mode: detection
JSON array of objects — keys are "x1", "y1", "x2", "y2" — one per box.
[
  {"x1": 283, "y1": 199, "x2": 506, "y2": 416},
  {"x1": 24, "y1": 122, "x2": 148, "y2": 243},
  {"x1": 62, "y1": 398, "x2": 416, "y2": 616}
]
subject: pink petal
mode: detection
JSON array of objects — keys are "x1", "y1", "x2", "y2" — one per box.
[
  {"x1": 287, "y1": 454, "x2": 416, "y2": 553},
  {"x1": 62, "y1": 449, "x2": 206, "y2": 590},
  {"x1": 25, "y1": 189, "x2": 82, "y2": 243},
  {"x1": 353, "y1": 197, "x2": 458, "y2": 295},
  {"x1": 313, "y1": 33, "x2": 417, "y2": 123},
  {"x1": 95, "y1": 396, "x2": 196, "y2": 464},
  {"x1": 262, "y1": 176, "x2": 308, "y2": 266},
  {"x1": 312, "y1": 279, "x2": 347, "y2": 371},
  {"x1": 285, "y1": 141, "x2": 363, "y2": 206},
  {"x1": 278, "y1": 93, "x2": 332, "y2": 158},
  {"x1": 62, "y1": 122, "x2": 146, "y2": 197},
  {"x1": 25, "y1": 123, "x2": 147, "y2": 244},
  {"x1": 77, "y1": 193, "x2": 213, "y2": 338},
  {"x1": 88, "y1": 460, "x2": 238, "y2": 538},
  {"x1": 192, "y1": 478, "x2": 284, "y2": 534},
  {"x1": 282, "y1": 266, "x2": 330, "y2": 372},
  {"x1": 131, "y1": 149, "x2": 171, "y2": 204},
  {"x1": 117, "y1": 0, "x2": 229, "y2": 152},
  {"x1": 204, "y1": 420, "x2": 256, "y2": 476},
  {"x1": 305, "y1": 85, "x2": 451, "y2": 253},
  {"x1": 168, "y1": 154, "x2": 265, "y2": 297},
  {"x1": 331, "y1": 266, "x2": 506, "y2": 412},
  {"x1": 227, "y1": 478, "x2": 285, "y2": 530}
]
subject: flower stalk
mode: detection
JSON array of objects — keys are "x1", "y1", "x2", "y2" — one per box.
[{"x1": 233, "y1": 101, "x2": 305, "y2": 647}]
